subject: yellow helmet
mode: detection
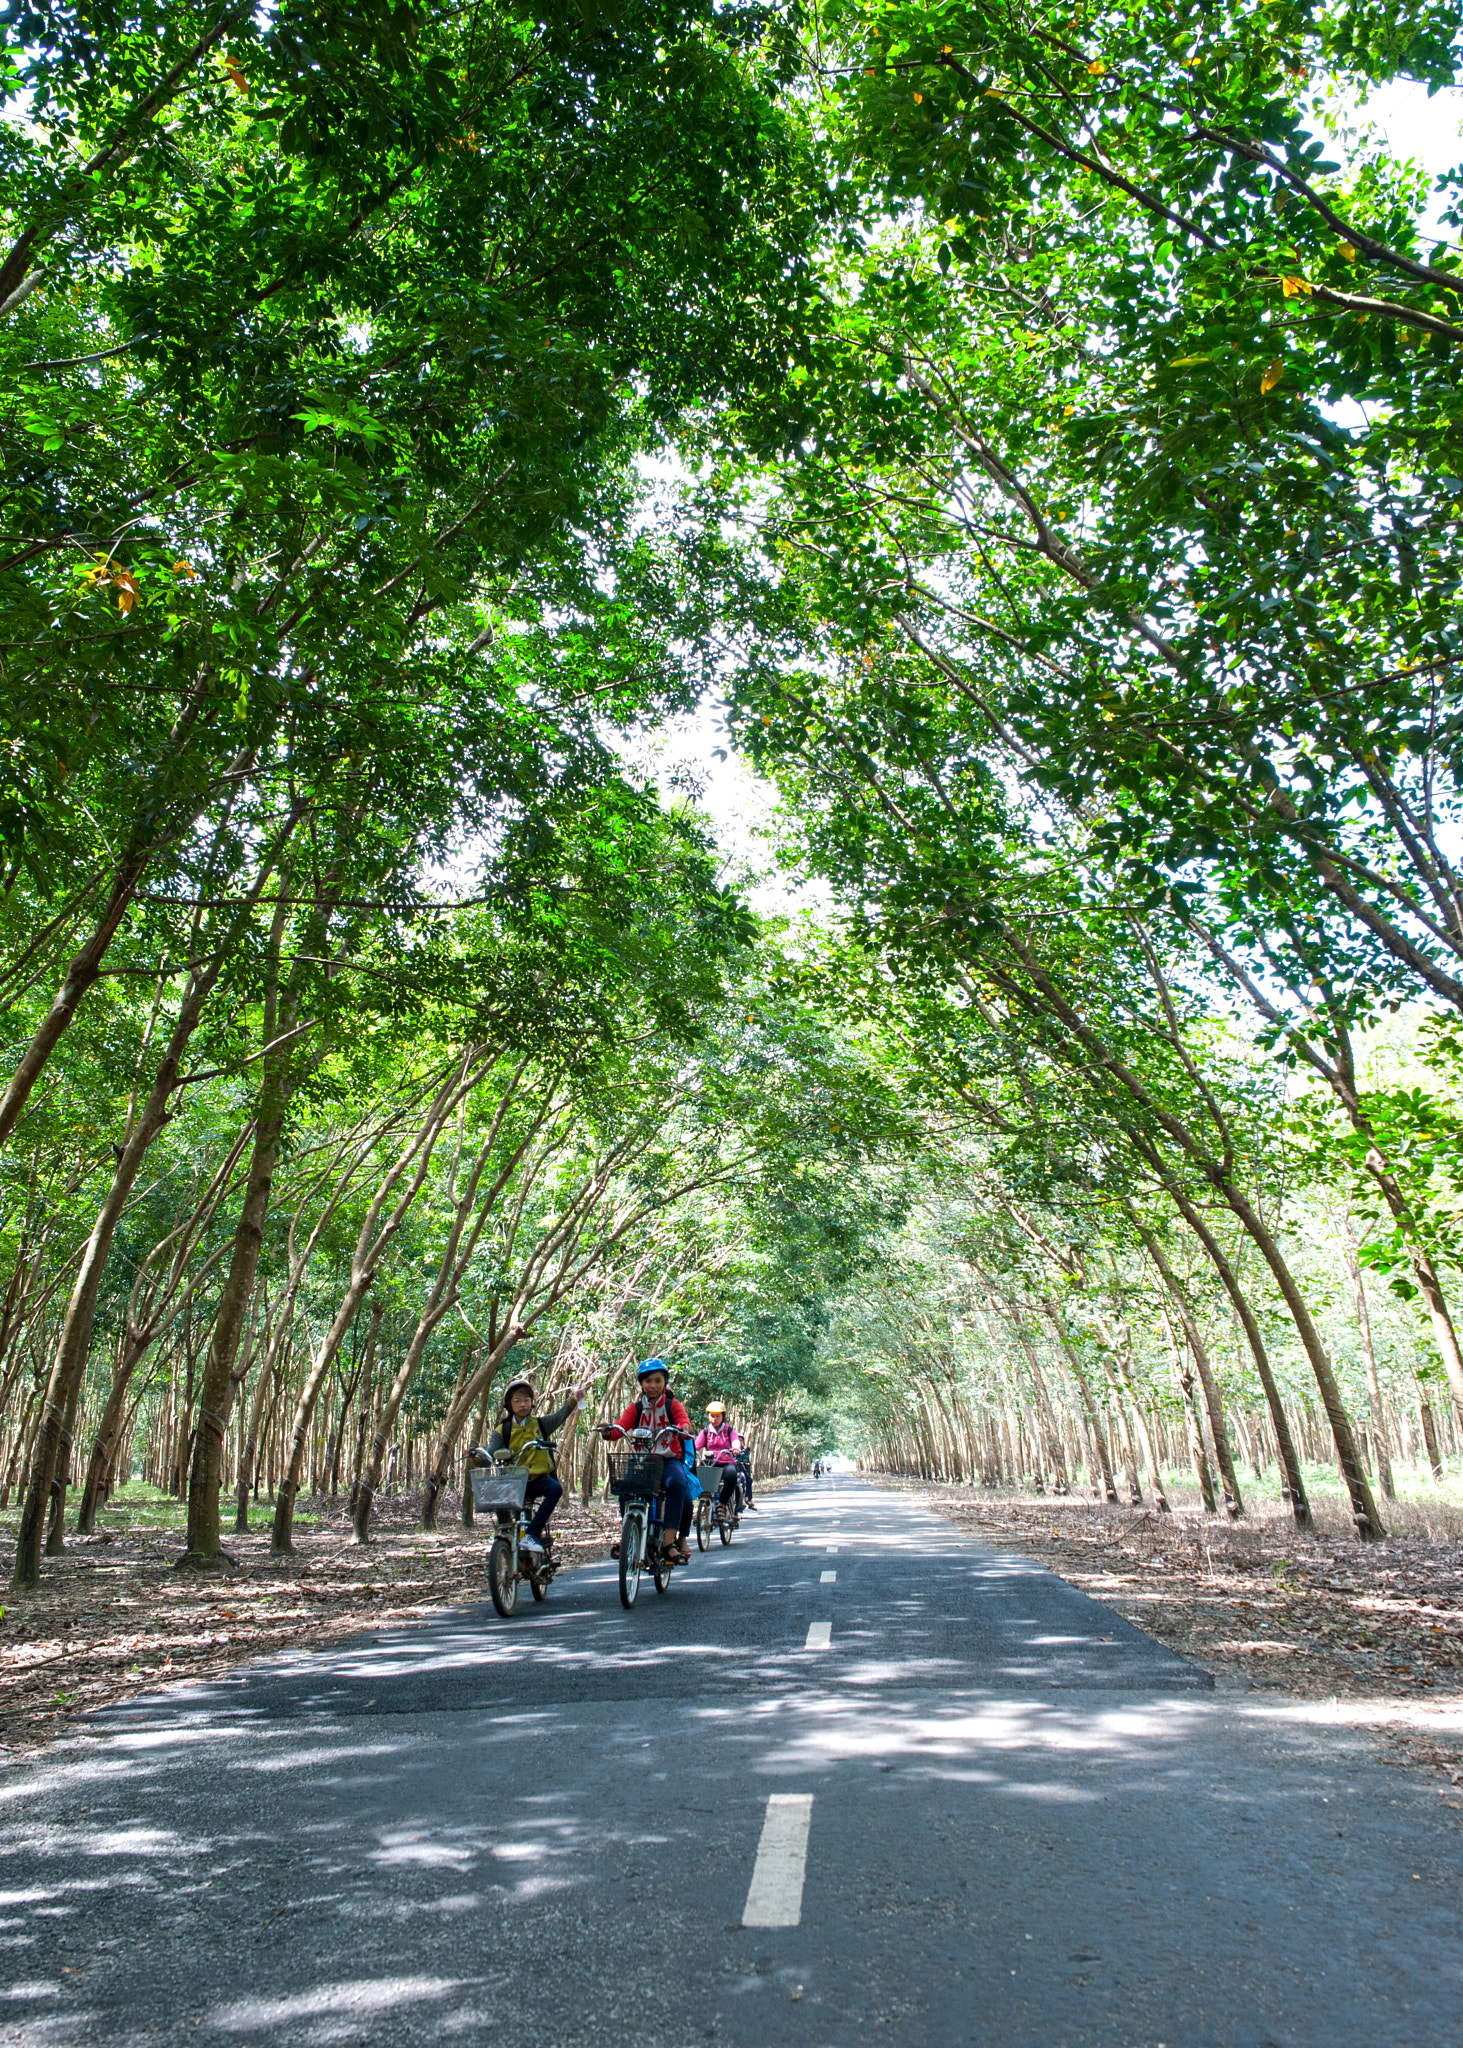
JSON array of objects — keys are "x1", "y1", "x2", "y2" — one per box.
[{"x1": 707, "y1": 1400, "x2": 727, "y2": 1416}]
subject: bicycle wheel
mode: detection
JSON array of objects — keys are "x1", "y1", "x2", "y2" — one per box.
[
  {"x1": 488, "y1": 1537, "x2": 519, "y2": 1618},
  {"x1": 718, "y1": 1505, "x2": 733, "y2": 1545},
  {"x1": 653, "y1": 1544, "x2": 672, "y2": 1594},
  {"x1": 529, "y1": 1560, "x2": 550, "y2": 1602},
  {"x1": 618, "y1": 1509, "x2": 643, "y2": 1609},
  {"x1": 695, "y1": 1496, "x2": 711, "y2": 1551}
]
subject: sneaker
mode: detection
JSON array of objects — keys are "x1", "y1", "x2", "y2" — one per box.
[{"x1": 520, "y1": 1533, "x2": 545, "y2": 1555}]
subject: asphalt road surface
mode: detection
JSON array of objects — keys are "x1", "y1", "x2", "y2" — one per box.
[{"x1": 1, "y1": 1478, "x2": 1460, "y2": 2047}]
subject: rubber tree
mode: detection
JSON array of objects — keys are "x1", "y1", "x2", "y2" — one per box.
[
  {"x1": 76, "y1": 1130, "x2": 249, "y2": 1531},
  {"x1": 269, "y1": 1047, "x2": 495, "y2": 1554},
  {"x1": 11, "y1": 803, "x2": 300, "y2": 1589},
  {"x1": 1124, "y1": 1202, "x2": 1244, "y2": 1517}
]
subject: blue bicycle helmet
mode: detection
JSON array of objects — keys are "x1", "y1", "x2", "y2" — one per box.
[{"x1": 637, "y1": 1358, "x2": 669, "y2": 1380}]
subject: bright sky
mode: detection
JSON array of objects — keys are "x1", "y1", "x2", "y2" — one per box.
[{"x1": 1345, "y1": 78, "x2": 1463, "y2": 238}]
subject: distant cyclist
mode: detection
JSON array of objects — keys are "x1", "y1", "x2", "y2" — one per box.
[
  {"x1": 694, "y1": 1402, "x2": 742, "y2": 1519},
  {"x1": 484, "y1": 1376, "x2": 587, "y2": 1556},
  {"x1": 599, "y1": 1359, "x2": 694, "y2": 1564}
]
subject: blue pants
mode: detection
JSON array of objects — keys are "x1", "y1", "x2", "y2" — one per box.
[
  {"x1": 659, "y1": 1460, "x2": 693, "y2": 1541},
  {"x1": 524, "y1": 1473, "x2": 562, "y2": 1541}
]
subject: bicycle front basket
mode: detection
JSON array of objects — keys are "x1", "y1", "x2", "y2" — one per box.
[
  {"x1": 471, "y1": 1467, "x2": 529, "y2": 1512},
  {"x1": 606, "y1": 1449, "x2": 667, "y2": 1501}
]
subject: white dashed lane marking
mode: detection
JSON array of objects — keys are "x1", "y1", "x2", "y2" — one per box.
[
  {"x1": 742, "y1": 1795, "x2": 814, "y2": 1928},
  {"x1": 805, "y1": 1621, "x2": 832, "y2": 1650},
  {"x1": 820, "y1": 1570, "x2": 836, "y2": 1584}
]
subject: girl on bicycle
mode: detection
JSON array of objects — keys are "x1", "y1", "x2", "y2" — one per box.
[
  {"x1": 694, "y1": 1402, "x2": 743, "y2": 1517},
  {"x1": 599, "y1": 1359, "x2": 694, "y2": 1563},
  {"x1": 486, "y1": 1377, "x2": 587, "y2": 1555}
]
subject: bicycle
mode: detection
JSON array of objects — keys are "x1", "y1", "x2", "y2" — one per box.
[
  {"x1": 710, "y1": 1466, "x2": 741, "y2": 1546},
  {"x1": 693, "y1": 1483, "x2": 713, "y2": 1551},
  {"x1": 605, "y1": 1426, "x2": 684, "y2": 1608},
  {"x1": 469, "y1": 1447, "x2": 562, "y2": 1620}
]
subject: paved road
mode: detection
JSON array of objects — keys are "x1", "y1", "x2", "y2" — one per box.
[{"x1": 1, "y1": 1479, "x2": 1459, "y2": 2046}]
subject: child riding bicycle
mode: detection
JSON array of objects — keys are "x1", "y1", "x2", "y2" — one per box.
[
  {"x1": 598, "y1": 1359, "x2": 695, "y2": 1564},
  {"x1": 483, "y1": 1376, "x2": 587, "y2": 1555}
]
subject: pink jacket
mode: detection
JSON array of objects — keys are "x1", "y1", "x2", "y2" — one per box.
[{"x1": 695, "y1": 1420, "x2": 743, "y2": 1466}]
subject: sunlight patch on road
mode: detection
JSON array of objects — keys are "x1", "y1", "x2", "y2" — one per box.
[{"x1": 207, "y1": 1974, "x2": 469, "y2": 2030}]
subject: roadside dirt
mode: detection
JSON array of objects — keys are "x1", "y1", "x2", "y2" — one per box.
[{"x1": 878, "y1": 1476, "x2": 1463, "y2": 1796}]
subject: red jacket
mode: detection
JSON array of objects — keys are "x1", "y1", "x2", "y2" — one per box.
[{"x1": 613, "y1": 1392, "x2": 691, "y2": 1445}]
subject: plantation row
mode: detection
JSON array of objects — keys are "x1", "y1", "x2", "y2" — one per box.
[{"x1": 7, "y1": 0, "x2": 1463, "y2": 1604}]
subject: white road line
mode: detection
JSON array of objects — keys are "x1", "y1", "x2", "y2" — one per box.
[
  {"x1": 742, "y1": 1795, "x2": 814, "y2": 1927},
  {"x1": 820, "y1": 1570, "x2": 836, "y2": 1584},
  {"x1": 805, "y1": 1621, "x2": 832, "y2": 1650},
  {"x1": 825, "y1": 1543, "x2": 839, "y2": 1553}
]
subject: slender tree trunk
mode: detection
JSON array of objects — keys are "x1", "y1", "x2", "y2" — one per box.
[
  {"x1": 1161, "y1": 1181, "x2": 1311, "y2": 1528},
  {"x1": 1042, "y1": 1305, "x2": 1118, "y2": 1502},
  {"x1": 235, "y1": 1334, "x2": 283, "y2": 1532},
  {"x1": 1010, "y1": 1322, "x2": 1068, "y2": 1492},
  {"x1": 0, "y1": 856, "x2": 150, "y2": 1156},
  {"x1": 43, "y1": 1366, "x2": 84, "y2": 1555},
  {"x1": 1419, "y1": 1389, "x2": 1445, "y2": 1480},
  {"x1": 1344, "y1": 1219, "x2": 1395, "y2": 1502},
  {"x1": 1128, "y1": 1206, "x2": 1243, "y2": 1517},
  {"x1": 1167, "y1": 1314, "x2": 1216, "y2": 1512},
  {"x1": 273, "y1": 1057, "x2": 483, "y2": 1554},
  {"x1": 77, "y1": 1332, "x2": 151, "y2": 1532},
  {"x1": 1002, "y1": 939, "x2": 1379, "y2": 1535},
  {"x1": 461, "y1": 1384, "x2": 494, "y2": 1528},
  {"x1": 12, "y1": 976, "x2": 212, "y2": 1589},
  {"x1": 1220, "y1": 1181, "x2": 1382, "y2": 1536}
]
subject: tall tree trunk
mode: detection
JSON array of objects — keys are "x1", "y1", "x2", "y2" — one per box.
[
  {"x1": 1127, "y1": 1204, "x2": 1243, "y2": 1517},
  {"x1": 1002, "y1": 938, "x2": 1381, "y2": 1536},
  {"x1": 1344, "y1": 1218, "x2": 1395, "y2": 1502},
  {"x1": 273, "y1": 1055, "x2": 482, "y2": 1554},
  {"x1": 1165, "y1": 1312, "x2": 1217, "y2": 1512},
  {"x1": 182, "y1": 888, "x2": 311, "y2": 1564},
  {"x1": 1160, "y1": 1180, "x2": 1311, "y2": 1528},
  {"x1": 77, "y1": 1333, "x2": 150, "y2": 1533},
  {"x1": 12, "y1": 976, "x2": 212, "y2": 1589},
  {"x1": 1041, "y1": 1305, "x2": 1118, "y2": 1502},
  {"x1": 1419, "y1": 1388, "x2": 1445, "y2": 1480},
  {"x1": 43, "y1": 1367, "x2": 84, "y2": 1556},
  {"x1": 1219, "y1": 1180, "x2": 1382, "y2": 1537},
  {"x1": 0, "y1": 716, "x2": 251, "y2": 1158},
  {"x1": 183, "y1": 1096, "x2": 290, "y2": 1562},
  {"x1": 460, "y1": 1383, "x2": 494, "y2": 1528},
  {"x1": 1010, "y1": 1321, "x2": 1068, "y2": 1492},
  {"x1": 0, "y1": 856, "x2": 150, "y2": 1155}
]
